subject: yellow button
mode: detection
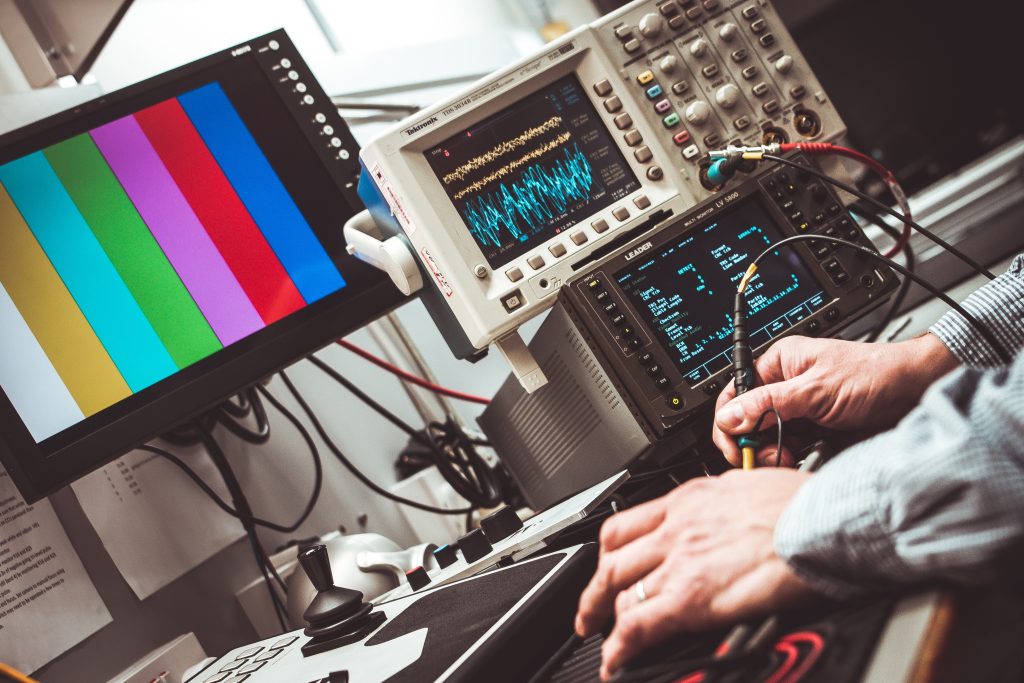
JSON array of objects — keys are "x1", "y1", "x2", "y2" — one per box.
[{"x1": 637, "y1": 70, "x2": 655, "y2": 85}]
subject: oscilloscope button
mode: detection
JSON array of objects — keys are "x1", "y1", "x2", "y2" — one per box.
[
  {"x1": 570, "y1": 231, "x2": 589, "y2": 246},
  {"x1": 502, "y1": 291, "x2": 525, "y2": 312},
  {"x1": 685, "y1": 6, "x2": 702, "y2": 20},
  {"x1": 527, "y1": 254, "x2": 546, "y2": 270},
  {"x1": 671, "y1": 81, "x2": 690, "y2": 95},
  {"x1": 612, "y1": 206, "x2": 631, "y2": 221},
  {"x1": 596, "y1": 290, "x2": 611, "y2": 303},
  {"x1": 603, "y1": 96, "x2": 623, "y2": 113},
  {"x1": 624, "y1": 38, "x2": 641, "y2": 53},
  {"x1": 634, "y1": 195, "x2": 652, "y2": 210},
  {"x1": 639, "y1": 352, "x2": 654, "y2": 364},
  {"x1": 612, "y1": 314, "x2": 626, "y2": 326},
  {"x1": 645, "y1": 84, "x2": 664, "y2": 100},
  {"x1": 604, "y1": 302, "x2": 619, "y2": 314},
  {"x1": 614, "y1": 113, "x2": 633, "y2": 130},
  {"x1": 587, "y1": 278, "x2": 603, "y2": 291},
  {"x1": 624, "y1": 129, "x2": 643, "y2": 146},
  {"x1": 742, "y1": 66, "x2": 759, "y2": 80},
  {"x1": 750, "y1": 19, "x2": 767, "y2": 33},
  {"x1": 593, "y1": 79, "x2": 613, "y2": 96},
  {"x1": 742, "y1": 5, "x2": 759, "y2": 18},
  {"x1": 549, "y1": 242, "x2": 568, "y2": 258},
  {"x1": 506, "y1": 267, "x2": 524, "y2": 283},
  {"x1": 655, "y1": 377, "x2": 671, "y2": 390},
  {"x1": 659, "y1": 1, "x2": 680, "y2": 16},
  {"x1": 646, "y1": 364, "x2": 662, "y2": 377},
  {"x1": 621, "y1": 325, "x2": 636, "y2": 337},
  {"x1": 669, "y1": 15, "x2": 686, "y2": 30},
  {"x1": 703, "y1": 0, "x2": 719, "y2": 10},
  {"x1": 667, "y1": 393, "x2": 684, "y2": 410},
  {"x1": 637, "y1": 70, "x2": 655, "y2": 85},
  {"x1": 614, "y1": 24, "x2": 633, "y2": 39},
  {"x1": 647, "y1": 166, "x2": 664, "y2": 181},
  {"x1": 682, "y1": 144, "x2": 701, "y2": 160},
  {"x1": 704, "y1": 380, "x2": 721, "y2": 396},
  {"x1": 638, "y1": 13, "x2": 664, "y2": 38},
  {"x1": 630, "y1": 338, "x2": 643, "y2": 350},
  {"x1": 592, "y1": 218, "x2": 610, "y2": 233},
  {"x1": 673, "y1": 130, "x2": 691, "y2": 145}
]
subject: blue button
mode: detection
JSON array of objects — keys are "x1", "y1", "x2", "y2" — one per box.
[{"x1": 646, "y1": 84, "x2": 663, "y2": 99}]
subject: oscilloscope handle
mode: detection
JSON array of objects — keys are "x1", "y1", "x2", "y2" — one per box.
[
  {"x1": 495, "y1": 333, "x2": 548, "y2": 393},
  {"x1": 344, "y1": 209, "x2": 424, "y2": 296}
]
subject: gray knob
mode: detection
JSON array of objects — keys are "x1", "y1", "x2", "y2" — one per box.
[
  {"x1": 775, "y1": 55, "x2": 794, "y2": 74},
  {"x1": 715, "y1": 83, "x2": 740, "y2": 109},
  {"x1": 690, "y1": 38, "x2": 708, "y2": 58},
  {"x1": 685, "y1": 100, "x2": 711, "y2": 125},
  {"x1": 659, "y1": 54, "x2": 679, "y2": 74},
  {"x1": 719, "y1": 23, "x2": 739, "y2": 41},
  {"x1": 638, "y1": 13, "x2": 664, "y2": 38}
]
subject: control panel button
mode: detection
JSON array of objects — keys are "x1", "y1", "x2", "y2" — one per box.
[
  {"x1": 647, "y1": 166, "x2": 664, "y2": 180},
  {"x1": 659, "y1": 1, "x2": 679, "y2": 15},
  {"x1": 603, "y1": 302, "x2": 619, "y2": 315},
  {"x1": 614, "y1": 112, "x2": 633, "y2": 129},
  {"x1": 655, "y1": 99, "x2": 673, "y2": 114},
  {"x1": 604, "y1": 96, "x2": 623, "y2": 112},
  {"x1": 458, "y1": 528, "x2": 493, "y2": 564},
  {"x1": 659, "y1": 55, "x2": 679, "y2": 73},
  {"x1": 621, "y1": 325, "x2": 636, "y2": 338},
  {"x1": 634, "y1": 146, "x2": 654, "y2": 163},
  {"x1": 287, "y1": 70, "x2": 299, "y2": 80},
  {"x1": 685, "y1": 100, "x2": 711, "y2": 125},
  {"x1": 741, "y1": 5, "x2": 759, "y2": 18},
  {"x1": 752, "y1": 82, "x2": 769, "y2": 97},
  {"x1": 587, "y1": 278, "x2": 603, "y2": 292},
  {"x1": 775, "y1": 55, "x2": 794, "y2": 74},
  {"x1": 671, "y1": 80, "x2": 690, "y2": 95},
  {"x1": 703, "y1": 133, "x2": 722, "y2": 147},
  {"x1": 612, "y1": 206, "x2": 631, "y2": 221},
  {"x1": 596, "y1": 289, "x2": 611, "y2": 303},
  {"x1": 629, "y1": 337, "x2": 643, "y2": 350},
  {"x1": 759, "y1": 33, "x2": 776, "y2": 47},
  {"x1": 667, "y1": 393, "x2": 684, "y2": 410},
  {"x1": 480, "y1": 506, "x2": 524, "y2": 542},
  {"x1": 624, "y1": 129, "x2": 643, "y2": 146},
  {"x1": 637, "y1": 70, "x2": 655, "y2": 85},
  {"x1": 663, "y1": 112, "x2": 681, "y2": 127},
  {"x1": 685, "y1": 6, "x2": 701, "y2": 19},
  {"x1": 634, "y1": 195, "x2": 652, "y2": 209},
  {"x1": 303, "y1": 94, "x2": 315, "y2": 104},
  {"x1": 639, "y1": 352, "x2": 654, "y2": 364},
  {"x1": 502, "y1": 291, "x2": 524, "y2": 312},
  {"x1": 614, "y1": 24, "x2": 633, "y2": 39},
  {"x1": 682, "y1": 144, "x2": 701, "y2": 160},
  {"x1": 314, "y1": 112, "x2": 327, "y2": 123},
  {"x1": 646, "y1": 364, "x2": 662, "y2": 377},
  {"x1": 762, "y1": 99, "x2": 780, "y2": 114},
  {"x1": 592, "y1": 218, "x2": 610, "y2": 233},
  {"x1": 646, "y1": 84, "x2": 664, "y2": 99},
  {"x1": 702, "y1": 0, "x2": 719, "y2": 9},
  {"x1": 406, "y1": 566, "x2": 431, "y2": 591},
  {"x1": 624, "y1": 38, "x2": 641, "y2": 53},
  {"x1": 612, "y1": 314, "x2": 627, "y2": 326},
  {"x1": 570, "y1": 231, "x2": 588, "y2": 246},
  {"x1": 719, "y1": 22, "x2": 738, "y2": 40},
  {"x1": 433, "y1": 544, "x2": 458, "y2": 569},
  {"x1": 689, "y1": 38, "x2": 709, "y2": 57},
  {"x1": 701, "y1": 64, "x2": 720, "y2": 78},
  {"x1": 731, "y1": 48, "x2": 748, "y2": 62},
  {"x1": 549, "y1": 242, "x2": 567, "y2": 257},
  {"x1": 673, "y1": 130, "x2": 692, "y2": 145},
  {"x1": 506, "y1": 267, "x2": 524, "y2": 282},
  {"x1": 734, "y1": 116, "x2": 751, "y2": 130},
  {"x1": 715, "y1": 83, "x2": 740, "y2": 108},
  {"x1": 790, "y1": 85, "x2": 807, "y2": 99},
  {"x1": 639, "y1": 13, "x2": 664, "y2": 37},
  {"x1": 593, "y1": 79, "x2": 613, "y2": 96},
  {"x1": 668, "y1": 14, "x2": 686, "y2": 29},
  {"x1": 527, "y1": 254, "x2": 545, "y2": 270},
  {"x1": 750, "y1": 19, "x2": 767, "y2": 33},
  {"x1": 655, "y1": 376, "x2": 671, "y2": 389},
  {"x1": 295, "y1": 82, "x2": 307, "y2": 93},
  {"x1": 741, "y1": 65, "x2": 758, "y2": 80}
]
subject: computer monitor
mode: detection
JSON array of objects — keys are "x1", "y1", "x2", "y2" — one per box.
[{"x1": 0, "y1": 30, "x2": 405, "y2": 502}]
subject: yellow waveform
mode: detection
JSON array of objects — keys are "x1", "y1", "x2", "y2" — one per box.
[
  {"x1": 441, "y1": 116, "x2": 564, "y2": 185},
  {"x1": 451, "y1": 132, "x2": 573, "y2": 201}
]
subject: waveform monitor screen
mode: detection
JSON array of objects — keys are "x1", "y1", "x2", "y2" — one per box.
[
  {"x1": 615, "y1": 197, "x2": 827, "y2": 386},
  {"x1": 424, "y1": 74, "x2": 640, "y2": 268},
  {"x1": 0, "y1": 31, "x2": 401, "y2": 500}
]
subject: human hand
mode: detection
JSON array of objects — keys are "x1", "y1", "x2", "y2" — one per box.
[
  {"x1": 574, "y1": 469, "x2": 817, "y2": 680},
  {"x1": 713, "y1": 334, "x2": 957, "y2": 466}
]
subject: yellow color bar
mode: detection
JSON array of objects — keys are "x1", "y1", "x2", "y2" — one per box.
[{"x1": 0, "y1": 183, "x2": 130, "y2": 416}]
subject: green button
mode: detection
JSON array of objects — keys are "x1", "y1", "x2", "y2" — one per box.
[{"x1": 662, "y1": 112, "x2": 681, "y2": 128}]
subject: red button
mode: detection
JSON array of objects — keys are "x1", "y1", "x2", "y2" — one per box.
[{"x1": 673, "y1": 130, "x2": 691, "y2": 145}]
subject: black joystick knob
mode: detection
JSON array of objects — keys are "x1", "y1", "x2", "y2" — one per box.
[
  {"x1": 297, "y1": 544, "x2": 386, "y2": 657},
  {"x1": 480, "y1": 506, "x2": 524, "y2": 543}
]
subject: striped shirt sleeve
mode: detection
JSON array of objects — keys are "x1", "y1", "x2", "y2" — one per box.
[{"x1": 929, "y1": 254, "x2": 1024, "y2": 367}]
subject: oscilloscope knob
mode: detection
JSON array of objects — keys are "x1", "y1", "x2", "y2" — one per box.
[
  {"x1": 690, "y1": 38, "x2": 709, "y2": 58},
  {"x1": 685, "y1": 100, "x2": 712, "y2": 125},
  {"x1": 659, "y1": 55, "x2": 679, "y2": 74},
  {"x1": 775, "y1": 55, "x2": 795, "y2": 74},
  {"x1": 639, "y1": 13, "x2": 664, "y2": 38},
  {"x1": 715, "y1": 84, "x2": 740, "y2": 109},
  {"x1": 719, "y1": 23, "x2": 739, "y2": 41}
]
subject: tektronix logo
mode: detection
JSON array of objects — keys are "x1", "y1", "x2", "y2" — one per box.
[
  {"x1": 624, "y1": 242, "x2": 653, "y2": 261},
  {"x1": 404, "y1": 116, "x2": 438, "y2": 136}
]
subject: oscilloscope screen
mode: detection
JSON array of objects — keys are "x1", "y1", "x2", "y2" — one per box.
[
  {"x1": 423, "y1": 74, "x2": 640, "y2": 268},
  {"x1": 614, "y1": 197, "x2": 827, "y2": 386}
]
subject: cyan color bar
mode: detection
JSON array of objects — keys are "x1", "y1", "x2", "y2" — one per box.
[
  {"x1": 0, "y1": 153, "x2": 178, "y2": 392},
  {"x1": 178, "y1": 82, "x2": 346, "y2": 304}
]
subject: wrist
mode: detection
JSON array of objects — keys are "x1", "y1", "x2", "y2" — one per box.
[{"x1": 895, "y1": 333, "x2": 959, "y2": 391}]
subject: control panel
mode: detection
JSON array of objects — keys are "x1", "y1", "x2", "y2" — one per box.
[
  {"x1": 562, "y1": 155, "x2": 895, "y2": 437},
  {"x1": 349, "y1": 0, "x2": 846, "y2": 389}
]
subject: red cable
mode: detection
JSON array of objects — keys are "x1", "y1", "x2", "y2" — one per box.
[
  {"x1": 778, "y1": 632, "x2": 826, "y2": 683},
  {"x1": 780, "y1": 142, "x2": 911, "y2": 258},
  {"x1": 336, "y1": 339, "x2": 491, "y2": 405},
  {"x1": 764, "y1": 641, "x2": 801, "y2": 683}
]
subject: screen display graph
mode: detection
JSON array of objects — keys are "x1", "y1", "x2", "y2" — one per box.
[
  {"x1": 424, "y1": 74, "x2": 640, "y2": 268},
  {"x1": 614, "y1": 197, "x2": 827, "y2": 386},
  {"x1": 0, "y1": 81, "x2": 345, "y2": 443}
]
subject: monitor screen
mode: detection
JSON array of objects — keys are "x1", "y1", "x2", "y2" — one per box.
[
  {"x1": 614, "y1": 197, "x2": 827, "y2": 386},
  {"x1": 423, "y1": 74, "x2": 640, "y2": 268},
  {"x1": 0, "y1": 31, "x2": 403, "y2": 501}
]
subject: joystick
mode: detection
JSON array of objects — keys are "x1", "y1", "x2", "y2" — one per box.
[{"x1": 298, "y1": 543, "x2": 387, "y2": 657}]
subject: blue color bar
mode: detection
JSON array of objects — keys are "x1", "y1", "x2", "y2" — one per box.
[
  {"x1": 178, "y1": 82, "x2": 346, "y2": 303},
  {"x1": 0, "y1": 153, "x2": 178, "y2": 391}
]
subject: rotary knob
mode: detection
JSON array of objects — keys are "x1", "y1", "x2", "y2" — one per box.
[
  {"x1": 719, "y1": 23, "x2": 739, "y2": 41},
  {"x1": 690, "y1": 38, "x2": 709, "y2": 58},
  {"x1": 685, "y1": 100, "x2": 712, "y2": 125},
  {"x1": 715, "y1": 83, "x2": 740, "y2": 109},
  {"x1": 638, "y1": 13, "x2": 664, "y2": 38},
  {"x1": 775, "y1": 54, "x2": 794, "y2": 74},
  {"x1": 659, "y1": 54, "x2": 679, "y2": 74}
]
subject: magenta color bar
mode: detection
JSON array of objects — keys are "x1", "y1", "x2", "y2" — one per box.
[{"x1": 91, "y1": 115, "x2": 264, "y2": 345}]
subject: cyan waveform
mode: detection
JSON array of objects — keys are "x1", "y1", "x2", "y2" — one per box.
[{"x1": 461, "y1": 142, "x2": 593, "y2": 249}]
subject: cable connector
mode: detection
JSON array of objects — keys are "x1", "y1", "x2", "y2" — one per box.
[{"x1": 707, "y1": 143, "x2": 782, "y2": 160}]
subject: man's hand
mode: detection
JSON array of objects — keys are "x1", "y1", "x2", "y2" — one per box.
[
  {"x1": 713, "y1": 334, "x2": 957, "y2": 466},
  {"x1": 574, "y1": 469, "x2": 817, "y2": 680}
]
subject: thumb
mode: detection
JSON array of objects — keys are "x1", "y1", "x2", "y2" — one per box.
[{"x1": 714, "y1": 380, "x2": 804, "y2": 435}]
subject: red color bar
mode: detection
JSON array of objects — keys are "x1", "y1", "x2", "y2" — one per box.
[{"x1": 134, "y1": 98, "x2": 304, "y2": 324}]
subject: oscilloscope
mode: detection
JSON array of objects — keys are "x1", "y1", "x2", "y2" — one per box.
[{"x1": 346, "y1": 0, "x2": 847, "y2": 390}]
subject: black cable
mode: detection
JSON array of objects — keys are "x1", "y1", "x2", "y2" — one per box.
[
  {"x1": 762, "y1": 153, "x2": 996, "y2": 280},
  {"x1": 220, "y1": 390, "x2": 253, "y2": 419},
  {"x1": 849, "y1": 205, "x2": 916, "y2": 343},
  {"x1": 740, "y1": 235, "x2": 1013, "y2": 364},
  {"x1": 306, "y1": 354, "x2": 503, "y2": 508},
  {"x1": 274, "y1": 368, "x2": 474, "y2": 515},
  {"x1": 217, "y1": 387, "x2": 271, "y2": 444},
  {"x1": 750, "y1": 409, "x2": 784, "y2": 467}
]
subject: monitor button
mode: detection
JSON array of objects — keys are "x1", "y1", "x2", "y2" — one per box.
[
  {"x1": 592, "y1": 218, "x2": 610, "y2": 234},
  {"x1": 527, "y1": 254, "x2": 545, "y2": 270},
  {"x1": 612, "y1": 206, "x2": 631, "y2": 221},
  {"x1": 570, "y1": 231, "x2": 588, "y2": 246},
  {"x1": 549, "y1": 242, "x2": 567, "y2": 258},
  {"x1": 593, "y1": 79, "x2": 613, "y2": 96},
  {"x1": 506, "y1": 267, "x2": 524, "y2": 282}
]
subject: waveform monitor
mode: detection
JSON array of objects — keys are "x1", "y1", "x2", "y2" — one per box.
[
  {"x1": 353, "y1": 0, "x2": 848, "y2": 390},
  {"x1": 0, "y1": 31, "x2": 403, "y2": 502},
  {"x1": 423, "y1": 75, "x2": 640, "y2": 269}
]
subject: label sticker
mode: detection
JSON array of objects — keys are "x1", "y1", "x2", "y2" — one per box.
[
  {"x1": 420, "y1": 247, "x2": 454, "y2": 297},
  {"x1": 371, "y1": 163, "x2": 416, "y2": 236}
]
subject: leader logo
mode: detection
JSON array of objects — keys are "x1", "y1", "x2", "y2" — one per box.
[{"x1": 624, "y1": 242, "x2": 653, "y2": 261}]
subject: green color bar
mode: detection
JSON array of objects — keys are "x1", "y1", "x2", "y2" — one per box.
[{"x1": 44, "y1": 134, "x2": 222, "y2": 367}]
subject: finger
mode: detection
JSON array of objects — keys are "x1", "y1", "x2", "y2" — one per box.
[
  {"x1": 597, "y1": 496, "x2": 668, "y2": 553},
  {"x1": 576, "y1": 534, "x2": 666, "y2": 637},
  {"x1": 714, "y1": 378, "x2": 808, "y2": 436},
  {"x1": 600, "y1": 594, "x2": 684, "y2": 680},
  {"x1": 754, "y1": 443, "x2": 796, "y2": 468}
]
